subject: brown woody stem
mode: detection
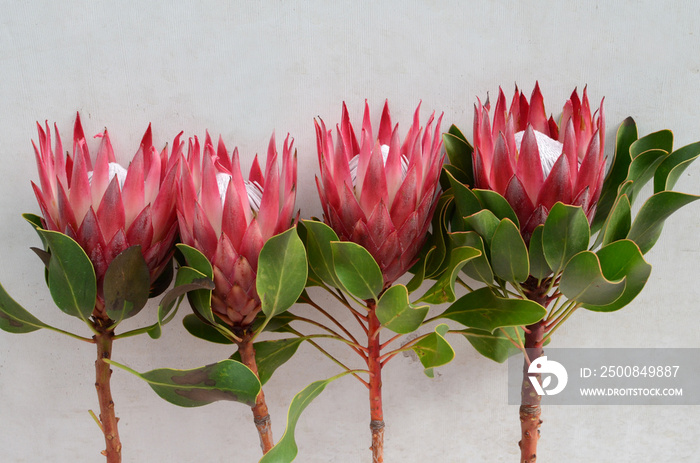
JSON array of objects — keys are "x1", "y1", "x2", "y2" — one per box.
[
  {"x1": 94, "y1": 324, "x2": 122, "y2": 463},
  {"x1": 237, "y1": 334, "x2": 274, "y2": 454},
  {"x1": 367, "y1": 301, "x2": 384, "y2": 463}
]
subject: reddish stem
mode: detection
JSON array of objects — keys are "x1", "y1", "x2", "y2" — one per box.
[
  {"x1": 519, "y1": 280, "x2": 549, "y2": 463},
  {"x1": 237, "y1": 334, "x2": 275, "y2": 454},
  {"x1": 94, "y1": 324, "x2": 122, "y2": 463},
  {"x1": 519, "y1": 320, "x2": 544, "y2": 463},
  {"x1": 367, "y1": 301, "x2": 384, "y2": 463}
]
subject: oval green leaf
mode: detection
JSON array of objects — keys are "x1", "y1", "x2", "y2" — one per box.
[
  {"x1": 104, "y1": 246, "x2": 150, "y2": 322},
  {"x1": 108, "y1": 359, "x2": 261, "y2": 408},
  {"x1": 412, "y1": 324, "x2": 455, "y2": 378},
  {"x1": 418, "y1": 246, "x2": 481, "y2": 304},
  {"x1": 300, "y1": 220, "x2": 341, "y2": 288},
  {"x1": 451, "y1": 231, "x2": 494, "y2": 285},
  {"x1": 376, "y1": 284, "x2": 429, "y2": 334},
  {"x1": 542, "y1": 202, "x2": 590, "y2": 274},
  {"x1": 627, "y1": 191, "x2": 700, "y2": 254},
  {"x1": 491, "y1": 218, "x2": 529, "y2": 283},
  {"x1": 182, "y1": 313, "x2": 234, "y2": 344},
  {"x1": 654, "y1": 141, "x2": 700, "y2": 193},
  {"x1": 461, "y1": 327, "x2": 523, "y2": 363},
  {"x1": 0, "y1": 281, "x2": 49, "y2": 333},
  {"x1": 330, "y1": 241, "x2": 383, "y2": 300},
  {"x1": 585, "y1": 240, "x2": 652, "y2": 312},
  {"x1": 38, "y1": 229, "x2": 96, "y2": 323},
  {"x1": 473, "y1": 189, "x2": 520, "y2": 229},
  {"x1": 258, "y1": 227, "x2": 308, "y2": 318},
  {"x1": 440, "y1": 287, "x2": 546, "y2": 332},
  {"x1": 559, "y1": 251, "x2": 626, "y2": 305},
  {"x1": 464, "y1": 209, "x2": 500, "y2": 248}
]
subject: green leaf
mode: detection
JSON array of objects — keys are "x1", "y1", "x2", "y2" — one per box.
[
  {"x1": 625, "y1": 149, "x2": 669, "y2": 203},
  {"x1": 176, "y1": 243, "x2": 213, "y2": 278},
  {"x1": 104, "y1": 246, "x2": 150, "y2": 323},
  {"x1": 0, "y1": 281, "x2": 49, "y2": 333},
  {"x1": 528, "y1": 225, "x2": 551, "y2": 280},
  {"x1": 464, "y1": 209, "x2": 500, "y2": 248},
  {"x1": 39, "y1": 230, "x2": 96, "y2": 323},
  {"x1": 542, "y1": 203, "x2": 590, "y2": 274},
  {"x1": 559, "y1": 251, "x2": 626, "y2": 305},
  {"x1": 451, "y1": 231, "x2": 494, "y2": 285},
  {"x1": 259, "y1": 371, "x2": 353, "y2": 463},
  {"x1": 22, "y1": 213, "x2": 49, "y2": 249},
  {"x1": 418, "y1": 246, "x2": 481, "y2": 304},
  {"x1": 594, "y1": 194, "x2": 632, "y2": 249},
  {"x1": 424, "y1": 194, "x2": 454, "y2": 278},
  {"x1": 231, "y1": 338, "x2": 305, "y2": 386},
  {"x1": 627, "y1": 191, "x2": 700, "y2": 254},
  {"x1": 473, "y1": 189, "x2": 520, "y2": 229},
  {"x1": 258, "y1": 227, "x2": 308, "y2": 318},
  {"x1": 406, "y1": 245, "x2": 433, "y2": 293},
  {"x1": 376, "y1": 284, "x2": 429, "y2": 334},
  {"x1": 412, "y1": 324, "x2": 455, "y2": 377},
  {"x1": 178, "y1": 266, "x2": 216, "y2": 323},
  {"x1": 445, "y1": 170, "x2": 482, "y2": 223},
  {"x1": 330, "y1": 241, "x2": 383, "y2": 300},
  {"x1": 182, "y1": 314, "x2": 234, "y2": 344},
  {"x1": 440, "y1": 287, "x2": 546, "y2": 332},
  {"x1": 461, "y1": 327, "x2": 523, "y2": 363},
  {"x1": 654, "y1": 141, "x2": 700, "y2": 193},
  {"x1": 585, "y1": 240, "x2": 652, "y2": 312},
  {"x1": 490, "y1": 218, "x2": 529, "y2": 283},
  {"x1": 108, "y1": 359, "x2": 261, "y2": 408},
  {"x1": 300, "y1": 220, "x2": 341, "y2": 288},
  {"x1": 443, "y1": 125, "x2": 474, "y2": 187},
  {"x1": 592, "y1": 117, "x2": 637, "y2": 234},
  {"x1": 629, "y1": 129, "x2": 673, "y2": 158},
  {"x1": 176, "y1": 245, "x2": 215, "y2": 322}
]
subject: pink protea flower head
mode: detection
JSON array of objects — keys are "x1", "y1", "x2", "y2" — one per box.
[
  {"x1": 31, "y1": 113, "x2": 181, "y2": 317},
  {"x1": 178, "y1": 132, "x2": 297, "y2": 328},
  {"x1": 315, "y1": 100, "x2": 444, "y2": 287},
  {"x1": 473, "y1": 83, "x2": 606, "y2": 242}
]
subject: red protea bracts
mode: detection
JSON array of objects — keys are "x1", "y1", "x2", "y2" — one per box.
[
  {"x1": 31, "y1": 113, "x2": 181, "y2": 317},
  {"x1": 473, "y1": 83, "x2": 606, "y2": 242},
  {"x1": 178, "y1": 133, "x2": 297, "y2": 328},
  {"x1": 314, "y1": 101, "x2": 445, "y2": 287}
]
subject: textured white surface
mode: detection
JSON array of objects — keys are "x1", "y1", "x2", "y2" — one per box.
[{"x1": 1, "y1": 1, "x2": 699, "y2": 462}]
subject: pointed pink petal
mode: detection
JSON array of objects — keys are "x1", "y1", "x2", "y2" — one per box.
[
  {"x1": 201, "y1": 151, "x2": 223, "y2": 235},
  {"x1": 239, "y1": 220, "x2": 264, "y2": 270},
  {"x1": 91, "y1": 130, "x2": 111, "y2": 206},
  {"x1": 515, "y1": 126, "x2": 544, "y2": 203},
  {"x1": 528, "y1": 82, "x2": 548, "y2": 134},
  {"x1": 230, "y1": 147, "x2": 253, "y2": 224},
  {"x1": 257, "y1": 149, "x2": 280, "y2": 242},
  {"x1": 96, "y1": 177, "x2": 126, "y2": 243},
  {"x1": 504, "y1": 176, "x2": 535, "y2": 229},
  {"x1": 126, "y1": 205, "x2": 154, "y2": 250},
  {"x1": 492, "y1": 88, "x2": 508, "y2": 137},
  {"x1": 574, "y1": 129, "x2": 602, "y2": 195},
  {"x1": 193, "y1": 204, "x2": 219, "y2": 260},
  {"x1": 359, "y1": 141, "x2": 388, "y2": 215},
  {"x1": 384, "y1": 125, "x2": 403, "y2": 204},
  {"x1": 122, "y1": 152, "x2": 145, "y2": 228},
  {"x1": 377, "y1": 100, "x2": 392, "y2": 146},
  {"x1": 536, "y1": 153, "x2": 572, "y2": 211},
  {"x1": 366, "y1": 201, "x2": 395, "y2": 250},
  {"x1": 68, "y1": 146, "x2": 92, "y2": 226},
  {"x1": 561, "y1": 119, "x2": 579, "y2": 188},
  {"x1": 490, "y1": 133, "x2": 515, "y2": 195}
]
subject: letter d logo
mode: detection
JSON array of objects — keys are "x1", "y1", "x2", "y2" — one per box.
[{"x1": 528, "y1": 356, "x2": 568, "y2": 396}]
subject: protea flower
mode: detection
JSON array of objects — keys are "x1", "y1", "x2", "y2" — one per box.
[
  {"x1": 473, "y1": 83, "x2": 605, "y2": 242},
  {"x1": 178, "y1": 133, "x2": 297, "y2": 328},
  {"x1": 315, "y1": 101, "x2": 444, "y2": 286},
  {"x1": 31, "y1": 113, "x2": 181, "y2": 317}
]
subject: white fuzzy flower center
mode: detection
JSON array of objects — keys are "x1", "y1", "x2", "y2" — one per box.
[
  {"x1": 87, "y1": 162, "x2": 128, "y2": 189},
  {"x1": 514, "y1": 130, "x2": 563, "y2": 178},
  {"x1": 348, "y1": 144, "x2": 409, "y2": 186},
  {"x1": 216, "y1": 172, "x2": 263, "y2": 212}
]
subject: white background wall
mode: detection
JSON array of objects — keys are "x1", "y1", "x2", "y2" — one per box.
[{"x1": 1, "y1": 1, "x2": 699, "y2": 462}]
